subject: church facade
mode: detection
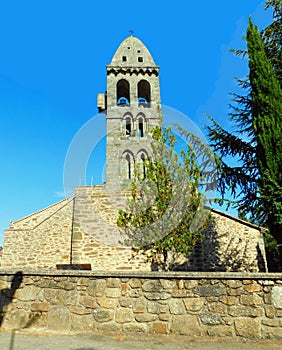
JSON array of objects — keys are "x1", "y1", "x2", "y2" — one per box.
[{"x1": 1, "y1": 36, "x2": 267, "y2": 272}]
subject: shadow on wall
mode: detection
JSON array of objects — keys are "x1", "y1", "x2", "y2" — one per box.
[
  {"x1": 169, "y1": 218, "x2": 267, "y2": 272},
  {"x1": 0, "y1": 271, "x2": 23, "y2": 327}
]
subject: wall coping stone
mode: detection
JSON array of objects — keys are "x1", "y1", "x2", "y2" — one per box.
[{"x1": 0, "y1": 269, "x2": 281, "y2": 280}]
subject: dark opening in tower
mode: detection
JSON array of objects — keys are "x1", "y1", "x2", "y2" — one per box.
[
  {"x1": 138, "y1": 117, "x2": 144, "y2": 137},
  {"x1": 125, "y1": 117, "x2": 132, "y2": 136},
  {"x1": 141, "y1": 153, "x2": 146, "y2": 178},
  {"x1": 126, "y1": 153, "x2": 132, "y2": 179},
  {"x1": 137, "y1": 80, "x2": 150, "y2": 107},
  {"x1": 117, "y1": 79, "x2": 130, "y2": 106}
]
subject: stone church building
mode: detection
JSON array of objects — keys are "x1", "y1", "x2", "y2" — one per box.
[{"x1": 2, "y1": 36, "x2": 267, "y2": 272}]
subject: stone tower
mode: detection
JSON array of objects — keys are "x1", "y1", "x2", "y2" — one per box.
[{"x1": 99, "y1": 35, "x2": 161, "y2": 189}]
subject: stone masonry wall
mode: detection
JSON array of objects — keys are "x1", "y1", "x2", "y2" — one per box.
[
  {"x1": 188, "y1": 209, "x2": 267, "y2": 272},
  {"x1": 71, "y1": 186, "x2": 149, "y2": 271},
  {"x1": 2, "y1": 185, "x2": 267, "y2": 272},
  {"x1": 2, "y1": 198, "x2": 74, "y2": 269},
  {"x1": 0, "y1": 270, "x2": 282, "y2": 340}
]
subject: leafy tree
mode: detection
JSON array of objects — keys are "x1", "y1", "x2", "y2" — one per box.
[
  {"x1": 117, "y1": 126, "x2": 211, "y2": 271},
  {"x1": 206, "y1": 1, "x2": 282, "y2": 270}
]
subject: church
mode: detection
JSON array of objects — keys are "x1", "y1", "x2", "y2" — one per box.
[{"x1": 1, "y1": 35, "x2": 267, "y2": 272}]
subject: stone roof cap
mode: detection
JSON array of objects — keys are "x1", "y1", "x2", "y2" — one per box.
[{"x1": 107, "y1": 36, "x2": 158, "y2": 69}]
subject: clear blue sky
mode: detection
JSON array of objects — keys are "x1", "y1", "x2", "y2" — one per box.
[{"x1": 0, "y1": 1, "x2": 272, "y2": 245}]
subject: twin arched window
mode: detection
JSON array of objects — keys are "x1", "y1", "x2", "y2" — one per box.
[
  {"x1": 122, "y1": 150, "x2": 148, "y2": 180},
  {"x1": 123, "y1": 114, "x2": 146, "y2": 137},
  {"x1": 116, "y1": 79, "x2": 151, "y2": 107}
]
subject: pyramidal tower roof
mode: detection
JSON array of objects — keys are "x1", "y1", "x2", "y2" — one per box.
[{"x1": 107, "y1": 35, "x2": 158, "y2": 68}]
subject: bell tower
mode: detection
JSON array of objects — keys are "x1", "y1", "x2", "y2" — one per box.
[{"x1": 99, "y1": 35, "x2": 161, "y2": 189}]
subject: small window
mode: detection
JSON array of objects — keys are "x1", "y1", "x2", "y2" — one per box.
[
  {"x1": 126, "y1": 154, "x2": 132, "y2": 179},
  {"x1": 138, "y1": 57, "x2": 143, "y2": 62},
  {"x1": 125, "y1": 117, "x2": 131, "y2": 136},
  {"x1": 127, "y1": 47, "x2": 130, "y2": 49},
  {"x1": 122, "y1": 56, "x2": 127, "y2": 62},
  {"x1": 137, "y1": 50, "x2": 140, "y2": 53},
  {"x1": 138, "y1": 118, "x2": 144, "y2": 137}
]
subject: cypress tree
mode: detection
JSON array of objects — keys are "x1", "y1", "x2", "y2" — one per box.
[
  {"x1": 206, "y1": 1, "x2": 282, "y2": 270},
  {"x1": 247, "y1": 18, "x2": 282, "y2": 263}
]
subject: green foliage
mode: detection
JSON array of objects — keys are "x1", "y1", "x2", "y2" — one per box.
[
  {"x1": 206, "y1": 1, "x2": 282, "y2": 270},
  {"x1": 117, "y1": 126, "x2": 211, "y2": 271},
  {"x1": 262, "y1": 0, "x2": 282, "y2": 83},
  {"x1": 247, "y1": 17, "x2": 282, "y2": 252}
]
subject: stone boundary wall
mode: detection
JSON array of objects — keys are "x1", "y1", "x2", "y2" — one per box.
[{"x1": 0, "y1": 270, "x2": 282, "y2": 339}]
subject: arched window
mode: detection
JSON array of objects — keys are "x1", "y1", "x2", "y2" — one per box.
[
  {"x1": 126, "y1": 153, "x2": 132, "y2": 179},
  {"x1": 117, "y1": 79, "x2": 130, "y2": 106},
  {"x1": 137, "y1": 80, "x2": 151, "y2": 107},
  {"x1": 126, "y1": 117, "x2": 131, "y2": 136},
  {"x1": 138, "y1": 117, "x2": 144, "y2": 137},
  {"x1": 141, "y1": 153, "x2": 146, "y2": 179},
  {"x1": 137, "y1": 150, "x2": 148, "y2": 179},
  {"x1": 122, "y1": 151, "x2": 134, "y2": 180}
]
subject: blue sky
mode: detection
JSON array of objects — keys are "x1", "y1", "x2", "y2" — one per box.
[{"x1": 0, "y1": 1, "x2": 272, "y2": 245}]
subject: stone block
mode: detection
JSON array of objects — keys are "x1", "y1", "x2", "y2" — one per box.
[
  {"x1": 144, "y1": 292, "x2": 170, "y2": 300},
  {"x1": 160, "y1": 279, "x2": 176, "y2": 289},
  {"x1": 106, "y1": 278, "x2": 120, "y2": 288},
  {"x1": 2, "y1": 309, "x2": 29, "y2": 330},
  {"x1": 129, "y1": 278, "x2": 142, "y2": 289},
  {"x1": 71, "y1": 314, "x2": 94, "y2": 331},
  {"x1": 262, "y1": 325, "x2": 282, "y2": 339},
  {"x1": 199, "y1": 312, "x2": 221, "y2": 325},
  {"x1": 183, "y1": 297, "x2": 204, "y2": 312},
  {"x1": 197, "y1": 285, "x2": 225, "y2": 297},
  {"x1": 31, "y1": 302, "x2": 49, "y2": 312},
  {"x1": 123, "y1": 322, "x2": 147, "y2": 333},
  {"x1": 96, "y1": 296, "x2": 118, "y2": 309},
  {"x1": 116, "y1": 308, "x2": 134, "y2": 323},
  {"x1": 135, "y1": 313, "x2": 158, "y2": 322},
  {"x1": 132, "y1": 300, "x2": 146, "y2": 313},
  {"x1": 229, "y1": 305, "x2": 263, "y2": 317},
  {"x1": 265, "y1": 305, "x2": 276, "y2": 318},
  {"x1": 168, "y1": 299, "x2": 185, "y2": 315},
  {"x1": 172, "y1": 290, "x2": 193, "y2": 298},
  {"x1": 245, "y1": 283, "x2": 262, "y2": 293},
  {"x1": 57, "y1": 281, "x2": 75, "y2": 291},
  {"x1": 69, "y1": 306, "x2": 92, "y2": 315},
  {"x1": 47, "y1": 305, "x2": 71, "y2": 332},
  {"x1": 142, "y1": 280, "x2": 162, "y2": 292},
  {"x1": 119, "y1": 297, "x2": 132, "y2": 308},
  {"x1": 17, "y1": 286, "x2": 40, "y2": 301},
  {"x1": 208, "y1": 302, "x2": 227, "y2": 315},
  {"x1": 170, "y1": 315, "x2": 201, "y2": 336},
  {"x1": 105, "y1": 287, "x2": 121, "y2": 298},
  {"x1": 79, "y1": 295, "x2": 96, "y2": 309},
  {"x1": 184, "y1": 280, "x2": 198, "y2": 289},
  {"x1": 150, "y1": 321, "x2": 168, "y2": 334},
  {"x1": 207, "y1": 325, "x2": 233, "y2": 337},
  {"x1": 234, "y1": 318, "x2": 261, "y2": 339},
  {"x1": 159, "y1": 313, "x2": 170, "y2": 321},
  {"x1": 262, "y1": 318, "x2": 280, "y2": 327},
  {"x1": 147, "y1": 302, "x2": 168, "y2": 314},
  {"x1": 97, "y1": 321, "x2": 121, "y2": 332},
  {"x1": 224, "y1": 280, "x2": 242, "y2": 288},
  {"x1": 272, "y1": 286, "x2": 282, "y2": 308},
  {"x1": 240, "y1": 294, "x2": 263, "y2": 307},
  {"x1": 87, "y1": 279, "x2": 106, "y2": 297},
  {"x1": 219, "y1": 296, "x2": 238, "y2": 306},
  {"x1": 44, "y1": 289, "x2": 77, "y2": 305},
  {"x1": 93, "y1": 309, "x2": 114, "y2": 322}
]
